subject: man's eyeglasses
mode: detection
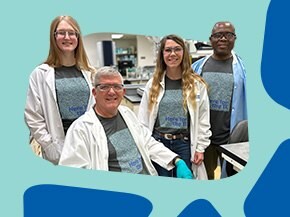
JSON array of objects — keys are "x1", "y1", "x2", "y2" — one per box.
[
  {"x1": 211, "y1": 32, "x2": 236, "y2": 40},
  {"x1": 54, "y1": 30, "x2": 79, "y2": 39},
  {"x1": 163, "y1": 46, "x2": 183, "y2": 55},
  {"x1": 95, "y1": 84, "x2": 124, "y2": 92}
]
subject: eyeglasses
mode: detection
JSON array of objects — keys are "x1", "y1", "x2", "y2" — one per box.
[
  {"x1": 211, "y1": 32, "x2": 236, "y2": 40},
  {"x1": 163, "y1": 46, "x2": 183, "y2": 55},
  {"x1": 95, "y1": 84, "x2": 124, "y2": 92},
  {"x1": 54, "y1": 30, "x2": 79, "y2": 39}
]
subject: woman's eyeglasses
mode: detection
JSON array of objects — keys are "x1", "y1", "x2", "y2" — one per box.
[
  {"x1": 54, "y1": 30, "x2": 79, "y2": 39},
  {"x1": 163, "y1": 46, "x2": 183, "y2": 55}
]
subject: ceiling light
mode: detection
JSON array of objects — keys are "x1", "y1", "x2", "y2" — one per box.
[{"x1": 112, "y1": 34, "x2": 123, "y2": 39}]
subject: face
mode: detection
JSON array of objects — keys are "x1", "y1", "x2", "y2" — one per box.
[
  {"x1": 210, "y1": 22, "x2": 236, "y2": 59},
  {"x1": 163, "y1": 39, "x2": 184, "y2": 70},
  {"x1": 92, "y1": 75, "x2": 125, "y2": 118},
  {"x1": 55, "y1": 20, "x2": 78, "y2": 55}
]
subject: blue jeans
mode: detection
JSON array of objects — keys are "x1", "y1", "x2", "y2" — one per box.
[{"x1": 152, "y1": 133, "x2": 191, "y2": 177}]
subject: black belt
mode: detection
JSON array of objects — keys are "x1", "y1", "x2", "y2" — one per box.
[{"x1": 153, "y1": 130, "x2": 189, "y2": 140}]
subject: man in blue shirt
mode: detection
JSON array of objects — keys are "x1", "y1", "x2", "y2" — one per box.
[{"x1": 192, "y1": 21, "x2": 247, "y2": 179}]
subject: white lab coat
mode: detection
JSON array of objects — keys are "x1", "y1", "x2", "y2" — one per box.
[
  {"x1": 24, "y1": 64, "x2": 95, "y2": 164},
  {"x1": 59, "y1": 106, "x2": 178, "y2": 175},
  {"x1": 138, "y1": 74, "x2": 211, "y2": 179}
]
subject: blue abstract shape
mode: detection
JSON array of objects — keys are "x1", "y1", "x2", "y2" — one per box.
[
  {"x1": 24, "y1": 184, "x2": 152, "y2": 217},
  {"x1": 244, "y1": 139, "x2": 290, "y2": 216},
  {"x1": 24, "y1": 1, "x2": 290, "y2": 217},
  {"x1": 178, "y1": 199, "x2": 221, "y2": 217},
  {"x1": 261, "y1": 0, "x2": 290, "y2": 109}
]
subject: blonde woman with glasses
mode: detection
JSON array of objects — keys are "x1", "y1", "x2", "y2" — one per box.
[
  {"x1": 24, "y1": 15, "x2": 95, "y2": 164},
  {"x1": 138, "y1": 34, "x2": 211, "y2": 179}
]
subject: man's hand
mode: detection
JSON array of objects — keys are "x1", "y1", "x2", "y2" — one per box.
[{"x1": 193, "y1": 152, "x2": 204, "y2": 165}]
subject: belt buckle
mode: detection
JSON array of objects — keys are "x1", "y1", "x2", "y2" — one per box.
[{"x1": 164, "y1": 133, "x2": 173, "y2": 140}]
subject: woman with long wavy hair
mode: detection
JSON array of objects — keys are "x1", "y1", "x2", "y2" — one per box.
[{"x1": 138, "y1": 34, "x2": 211, "y2": 179}]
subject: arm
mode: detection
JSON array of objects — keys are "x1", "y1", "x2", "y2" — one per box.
[
  {"x1": 192, "y1": 83, "x2": 211, "y2": 165},
  {"x1": 139, "y1": 123, "x2": 177, "y2": 170},
  {"x1": 195, "y1": 82, "x2": 212, "y2": 154},
  {"x1": 137, "y1": 81, "x2": 151, "y2": 129},
  {"x1": 141, "y1": 125, "x2": 193, "y2": 178},
  {"x1": 24, "y1": 68, "x2": 62, "y2": 164},
  {"x1": 124, "y1": 106, "x2": 193, "y2": 178}
]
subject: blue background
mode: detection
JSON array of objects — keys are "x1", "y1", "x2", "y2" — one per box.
[{"x1": 3, "y1": 0, "x2": 290, "y2": 216}]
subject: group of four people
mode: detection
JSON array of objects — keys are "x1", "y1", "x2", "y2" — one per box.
[{"x1": 24, "y1": 15, "x2": 247, "y2": 180}]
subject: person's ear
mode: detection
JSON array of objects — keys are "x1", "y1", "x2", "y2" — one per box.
[{"x1": 92, "y1": 87, "x2": 96, "y2": 96}]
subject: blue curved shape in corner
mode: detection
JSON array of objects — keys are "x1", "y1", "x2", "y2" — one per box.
[
  {"x1": 24, "y1": 184, "x2": 152, "y2": 217},
  {"x1": 244, "y1": 139, "x2": 290, "y2": 216},
  {"x1": 261, "y1": 0, "x2": 290, "y2": 109},
  {"x1": 178, "y1": 199, "x2": 221, "y2": 217}
]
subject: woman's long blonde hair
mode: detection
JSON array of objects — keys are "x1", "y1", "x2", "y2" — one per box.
[
  {"x1": 148, "y1": 34, "x2": 207, "y2": 112},
  {"x1": 44, "y1": 15, "x2": 95, "y2": 73}
]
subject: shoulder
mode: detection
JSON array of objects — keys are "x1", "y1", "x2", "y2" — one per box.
[
  {"x1": 81, "y1": 67, "x2": 95, "y2": 75},
  {"x1": 119, "y1": 105, "x2": 134, "y2": 114},
  {"x1": 29, "y1": 64, "x2": 53, "y2": 82},
  {"x1": 232, "y1": 52, "x2": 244, "y2": 65},
  {"x1": 69, "y1": 109, "x2": 96, "y2": 131},
  {"x1": 145, "y1": 77, "x2": 154, "y2": 88},
  {"x1": 119, "y1": 105, "x2": 138, "y2": 119},
  {"x1": 191, "y1": 56, "x2": 207, "y2": 69},
  {"x1": 31, "y1": 64, "x2": 52, "y2": 75},
  {"x1": 80, "y1": 65, "x2": 96, "y2": 74},
  {"x1": 145, "y1": 73, "x2": 165, "y2": 89},
  {"x1": 141, "y1": 78, "x2": 154, "y2": 95},
  {"x1": 37, "y1": 63, "x2": 52, "y2": 72},
  {"x1": 233, "y1": 52, "x2": 246, "y2": 73},
  {"x1": 81, "y1": 69, "x2": 93, "y2": 80},
  {"x1": 80, "y1": 108, "x2": 97, "y2": 123}
]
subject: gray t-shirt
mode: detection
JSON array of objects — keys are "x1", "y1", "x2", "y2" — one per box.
[
  {"x1": 201, "y1": 56, "x2": 234, "y2": 145},
  {"x1": 155, "y1": 76, "x2": 188, "y2": 135},
  {"x1": 55, "y1": 65, "x2": 90, "y2": 134},
  {"x1": 96, "y1": 111, "x2": 148, "y2": 174}
]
